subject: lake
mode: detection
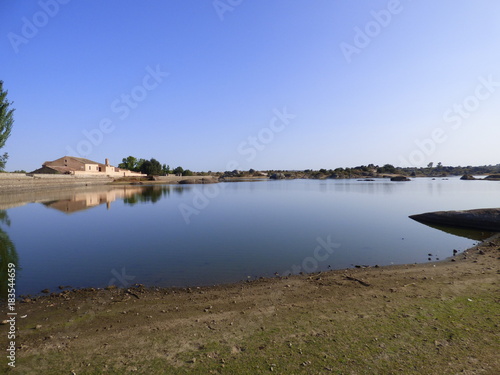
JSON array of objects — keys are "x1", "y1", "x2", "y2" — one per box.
[{"x1": 1, "y1": 177, "x2": 498, "y2": 296}]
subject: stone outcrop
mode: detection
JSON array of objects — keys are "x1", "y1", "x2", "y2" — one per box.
[
  {"x1": 410, "y1": 208, "x2": 500, "y2": 232},
  {"x1": 270, "y1": 173, "x2": 286, "y2": 180},
  {"x1": 460, "y1": 174, "x2": 476, "y2": 180},
  {"x1": 178, "y1": 178, "x2": 218, "y2": 184},
  {"x1": 484, "y1": 174, "x2": 500, "y2": 180},
  {"x1": 390, "y1": 176, "x2": 411, "y2": 181}
]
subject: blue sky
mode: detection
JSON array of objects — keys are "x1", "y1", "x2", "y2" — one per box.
[{"x1": 1, "y1": 0, "x2": 500, "y2": 172}]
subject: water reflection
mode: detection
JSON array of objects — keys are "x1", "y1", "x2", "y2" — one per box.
[
  {"x1": 0, "y1": 185, "x2": 186, "y2": 216},
  {"x1": 41, "y1": 186, "x2": 175, "y2": 213},
  {"x1": 329, "y1": 180, "x2": 397, "y2": 194},
  {"x1": 411, "y1": 221, "x2": 494, "y2": 241},
  {"x1": 41, "y1": 186, "x2": 145, "y2": 213},
  {"x1": 123, "y1": 186, "x2": 172, "y2": 205},
  {"x1": 0, "y1": 211, "x2": 18, "y2": 300},
  {"x1": 3, "y1": 178, "x2": 499, "y2": 296}
]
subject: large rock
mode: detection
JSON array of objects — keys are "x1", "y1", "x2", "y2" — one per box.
[
  {"x1": 390, "y1": 175, "x2": 410, "y2": 181},
  {"x1": 484, "y1": 174, "x2": 500, "y2": 180},
  {"x1": 410, "y1": 208, "x2": 500, "y2": 232},
  {"x1": 460, "y1": 174, "x2": 476, "y2": 180},
  {"x1": 178, "y1": 178, "x2": 217, "y2": 184},
  {"x1": 270, "y1": 173, "x2": 285, "y2": 180}
]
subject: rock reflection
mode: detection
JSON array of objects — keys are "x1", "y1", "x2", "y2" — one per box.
[{"x1": 411, "y1": 221, "x2": 494, "y2": 241}]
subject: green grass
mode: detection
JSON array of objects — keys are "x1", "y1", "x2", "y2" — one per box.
[
  {"x1": 9, "y1": 290, "x2": 500, "y2": 374},
  {"x1": 153, "y1": 294, "x2": 500, "y2": 375}
]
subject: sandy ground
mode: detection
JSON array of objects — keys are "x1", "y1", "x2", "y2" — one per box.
[{"x1": 1, "y1": 234, "x2": 499, "y2": 374}]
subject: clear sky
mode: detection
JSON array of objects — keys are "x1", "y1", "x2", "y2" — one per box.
[{"x1": 1, "y1": 0, "x2": 500, "y2": 172}]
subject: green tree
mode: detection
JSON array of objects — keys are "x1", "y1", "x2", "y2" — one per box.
[
  {"x1": 118, "y1": 156, "x2": 138, "y2": 171},
  {"x1": 384, "y1": 164, "x2": 396, "y2": 173},
  {"x1": 161, "y1": 164, "x2": 170, "y2": 176},
  {"x1": 0, "y1": 81, "x2": 15, "y2": 171},
  {"x1": 173, "y1": 166, "x2": 184, "y2": 175},
  {"x1": 139, "y1": 160, "x2": 152, "y2": 175},
  {"x1": 140, "y1": 158, "x2": 162, "y2": 175},
  {"x1": 136, "y1": 158, "x2": 146, "y2": 172},
  {"x1": 377, "y1": 164, "x2": 396, "y2": 174},
  {"x1": 149, "y1": 158, "x2": 162, "y2": 175}
]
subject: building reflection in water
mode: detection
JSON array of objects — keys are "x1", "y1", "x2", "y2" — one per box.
[{"x1": 43, "y1": 186, "x2": 172, "y2": 214}]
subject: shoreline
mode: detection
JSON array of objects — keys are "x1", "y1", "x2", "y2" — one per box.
[
  {"x1": 2, "y1": 233, "x2": 499, "y2": 373},
  {"x1": 0, "y1": 174, "x2": 497, "y2": 196},
  {"x1": 10, "y1": 230, "x2": 499, "y2": 298},
  {"x1": 10, "y1": 231, "x2": 494, "y2": 300}
]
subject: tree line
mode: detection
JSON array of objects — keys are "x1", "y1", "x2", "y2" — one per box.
[
  {"x1": 118, "y1": 156, "x2": 193, "y2": 176},
  {"x1": 263, "y1": 163, "x2": 500, "y2": 180}
]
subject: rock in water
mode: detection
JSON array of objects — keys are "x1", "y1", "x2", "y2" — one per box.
[
  {"x1": 410, "y1": 208, "x2": 500, "y2": 232},
  {"x1": 460, "y1": 174, "x2": 476, "y2": 180},
  {"x1": 270, "y1": 173, "x2": 285, "y2": 180},
  {"x1": 390, "y1": 176, "x2": 411, "y2": 181}
]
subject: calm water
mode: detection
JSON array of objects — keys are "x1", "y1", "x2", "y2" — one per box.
[{"x1": 1, "y1": 177, "x2": 498, "y2": 296}]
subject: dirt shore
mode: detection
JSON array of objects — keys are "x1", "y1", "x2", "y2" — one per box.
[{"x1": 1, "y1": 235, "x2": 499, "y2": 374}]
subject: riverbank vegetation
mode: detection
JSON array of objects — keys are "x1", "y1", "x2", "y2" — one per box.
[
  {"x1": 3, "y1": 156, "x2": 500, "y2": 180},
  {"x1": 116, "y1": 161, "x2": 500, "y2": 181},
  {"x1": 117, "y1": 156, "x2": 193, "y2": 176},
  {"x1": 215, "y1": 163, "x2": 500, "y2": 180},
  {"x1": 0, "y1": 81, "x2": 14, "y2": 171}
]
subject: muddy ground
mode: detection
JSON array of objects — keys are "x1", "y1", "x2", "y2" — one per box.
[{"x1": 1, "y1": 234, "x2": 499, "y2": 374}]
